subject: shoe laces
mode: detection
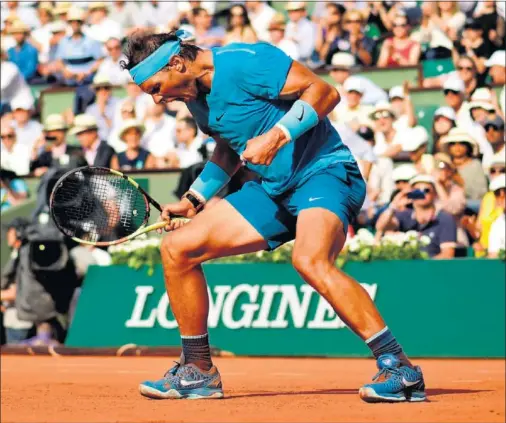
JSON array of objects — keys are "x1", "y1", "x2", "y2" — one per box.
[
  {"x1": 164, "y1": 361, "x2": 181, "y2": 378},
  {"x1": 372, "y1": 367, "x2": 400, "y2": 382}
]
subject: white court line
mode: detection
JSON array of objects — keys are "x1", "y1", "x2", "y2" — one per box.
[{"x1": 451, "y1": 379, "x2": 485, "y2": 383}]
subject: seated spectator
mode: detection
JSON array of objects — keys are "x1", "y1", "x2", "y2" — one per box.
[
  {"x1": 315, "y1": 2, "x2": 346, "y2": 63},
  {"x1": 29, "y1": 114, "x2": 84, "y2": 177},
  {"x1": 86, "y1": 2, "x2": 121, "y2": 44},
  {"x1": 326, "y1": 52, "x2": 388, "y2": 105},
  {"x1": 330, "y1": 8, "x2": 374, "y2": 66},
  {"x1": 52, "y1": 7, "x2": 104, "y2": 87},
  {"x1": 440, "y1": 128, "x2": 488, "y2": 201},
  {"x1": 162, "y1": 117, "x2": 204, "y2": 169},
  {"x1": 473, "y1": 0, "x2": 503, "y2": 49},
  {"x1": 331, "y1": 77, "x2": 373, "y2": 129},
  {"x1": 267, "y1": 14, "x2": 300, "y2": 60},
  {"x1": 376, "y1": 174, "x2": 457, "y2": 258},
  {"x1": 1, "y1": 217, "x2": 34, "y2": 344},
  {"x1": 143, "y1": 103, "x2": 177, "y2": 159},
  {"x1": 285, "y1": 1, "x2": 316, "y2": 62},
  {"x1": 0, "y1": 169, "x2": 28, "y2": 211},
  {"x1": 139, "y1": 0, "x2": 180, "y2": 30},
  {"x1": 468, "y1": 92, "x2": 496, "y2": 126},
  {"x1": 108, "y1": 1, "x2": 141, "y2": 36},
  {"x1": 0, "y1": 46, "x2": 34, "y2": 113},
  {"x1": 432, "y1": 152, "x2": 467, "y2": 245},
  {"x1": 29, "y1": 2, "x2": 54, "y2": 66},
  {"x1": 114, "y1": 77, "x2": 154, "y2": 123},
  {"x1": 52, "y1": 1, "x2": 72, "y2": 22},
  {"x1": 192, "y1": 7, "x2": 225, "y2": 48},
  {"x1": 1, "y1": 1, "x2": 40, "y2": 30},
  {"x1": 453, "y1": 18, "x2": 495, "y2": 80},
  {"x1": 428, "y1": 1, "x2": 466, "y2": 45},
  {"x1": 487, "y1": 175, "x2": 506, "y2": 258},
  {"x1": 370, "y1": 102, "x2": 407, "y2": 160},
  {"x1": 485, "y1": 50, "x2": 506, "y2": 85},
  {"x1": 432, "y1": 106, "x2": 457, "y2": 152},
  {"x1": 389, "y1": 82, "x2": 417, "y2": 130},
  {"x1": 85, "y1": 75, "x2": 120, "y2": 141},
  {"x1": 0, "y1": 124, "x2": 30, "y2": 176},
  {"x1": 117, "y1": 119, "x2": 155, "y2": 170},
  {"x1": 392, "y1": 164, "x2": 418, "y2": 193},
  {"x1": 1, "y1": 15, "x2": 18, "y2": 52},
  {"x1": 245, "y1": 0, "x2": 276, "y2": 42},
  {"x1": 36, "y1": 20, "x2": 68, "y2": 81},
  {"x1": 401, "y1": 127, "x2": 430, "y2": 173},
  {"x1": 108, "y1": 100, "x2": 137, "y2": 153},
  {"x1": 68, "y1": 114, "x2": 119, "y2": 169},
  {"x1": 224, "y1": 4, "x2": 257, "y2": 45},
  {"x1": 377, "y1": 14, "x2": 421, "y2": 68},
  {"x1": 10, "y1": 97, "x2": 42, "y2": 151},
  {"x1": 96, "y1": 37, "x2": 132, "y2": 86},
  {"x1": 7, "y1": 20, "x2": 39, "y2": 82},
  {"x1": 482, "y1": 116, "x2": 505, "y2": 171}
]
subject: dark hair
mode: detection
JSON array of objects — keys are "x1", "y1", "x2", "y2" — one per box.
[
  {"x1": 226, "y1": 4, "x2": 251, "y2": 31},
  {"x1": 192, "y1": 7, "x2": 208, "y2": 18},
  {"x1": 120, "y1": 31, "x2": 202, "y2": 72},
  {"x1": 180, "y1": 117, "x2": 198, "y2": 137}
]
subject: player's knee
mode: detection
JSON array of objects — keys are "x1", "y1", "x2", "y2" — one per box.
[
  {"x1": 160, "y1": 233, "x2": 190, "y2": 270},
  {"x1": 292, "y1": 251, "x2": 333, "y2": 295}
]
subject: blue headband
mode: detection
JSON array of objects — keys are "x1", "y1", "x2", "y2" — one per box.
[{"x1": 129, "y1": 30, "x2": 191, "y2": 85}]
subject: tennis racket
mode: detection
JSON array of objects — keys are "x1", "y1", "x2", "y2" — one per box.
[{"x1": 49, "y1": 166, "x2": 186, "y2": 247}]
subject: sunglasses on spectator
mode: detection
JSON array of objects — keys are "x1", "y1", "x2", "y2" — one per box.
[
  {"x1": 373, "y1": 111, "x2": 392, "y2": 120},
  {"x1": 457, "y1": 66, "x2": 474, "y2": 71},
  {"x1": 1, "y1": 134, "x2": 15, "y2": 140},
  {"x1": 393, "y1": 23, "x2": 407, "y2": 28},
  {"x1": 490, "y1": 167, "x2": 505, "y2": 175},
  {"x1": 448, "y1": 141, "x2": 467, "y2": 146},
  {"x1": 107, "y1": 45, "x2": 121, "y2": 51},
  {"x1": 444, "y1": 89, "x2": 460, "y2": 96},
  {"x1": 96, "y1": 86, "x2": 111, "y2": 91},
  {"x1": 346, "y1": 19, "x2": 362, "y2": 24},
  {"x1": 494, "y1": 188, "x2": 505, "y2": 196},
  {"x1": 485, "y1": 125, "x2": 501, "y2": 131}
]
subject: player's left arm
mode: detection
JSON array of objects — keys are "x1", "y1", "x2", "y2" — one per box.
[{"x1": 242, "y1": 61, "x2": 341, "y2": 166}]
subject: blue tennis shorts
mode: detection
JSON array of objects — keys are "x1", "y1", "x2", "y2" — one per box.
[{"x1": 226, "y1": 161, "x2": 366, "y2": 250}]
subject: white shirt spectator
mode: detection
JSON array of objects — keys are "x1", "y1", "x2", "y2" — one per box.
[
  {"x1": 275, "y1": 39, "x2": 300, "y2": 60},
  {"x1": 114, "y1": 93, "x2": 154, "y2": 124},
  {"x1": 143, "y1": 115, "x2": 177, "y2": 158},
  {"x1": 373, "y1": 128, "x2": 407, "y2": 157},
  {"x1": 0, "y1": 61, "x2": 34, "y2": 110},
  {"x1": 30, "y1": 22, "x2": 52, "y2": 63},
  {"x1": 248, "y1": 2, "x2": 276, "y2": 42},
  {"x1": 139, "y1": 1, "x2": 180, "y2": 28},
  {"x1": 96, "y1": 57, "x2": 131, "y2": 86},
  {"x1": 85, "y1": 18, "x2": 122, "y2": 44},
  {"x1": 285, "y1": 17, "x2": 315, "y2": 60},
  {"x1": 1, "y1": 4, "x2": 40, "y2": 29},
  {"x1": 333, "y1": 122, "x2": 376, "y2": 175},
  {"x1": 108, "y1": 2, "x2": 142, "y2": 34},
  {"x1": 488, "y1": 213, "x2": 505, "y2": 255},
  {"x1": 175, "y1": 136, "x2": 205, "y2": 169},
  {"x1": 336, "y1": 76, "x2": 388, "y2": 106},
  {"x1": 12, "y1": 120, "x2": 42, "y2": 151},
  {"x1": 0, "y1": 142, "x2": 30, "y2": 176}
]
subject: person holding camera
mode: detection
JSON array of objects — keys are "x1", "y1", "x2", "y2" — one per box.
[
  {"x1": 375, "y1": 174, "x2": 457, "y2": 258},
  {"x1": 30, "y1": 114, "x2": 84, "y2": 177}
]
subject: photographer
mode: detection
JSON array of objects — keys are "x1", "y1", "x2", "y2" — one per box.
[
  {"x1": 1, "y1": 218, "x2": 33, "y2": 344},
  {"x1": 376, "y1": 174, "x2": 457, "y2": 258},
  {"x1": 29, "y1": 114, "x2": 84, "y2": 177}
]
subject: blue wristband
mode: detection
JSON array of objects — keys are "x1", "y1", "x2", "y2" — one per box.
[
  {"x1": 189, "y1": 161, "x2": 231, "y2": 202},
  {"x1": 275, "y1": 99, "x2": 319, "y2": 141}
]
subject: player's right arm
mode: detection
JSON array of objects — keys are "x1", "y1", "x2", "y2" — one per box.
[{"x1": 158, "y1": 137, "x2": 240, "y2": 231}]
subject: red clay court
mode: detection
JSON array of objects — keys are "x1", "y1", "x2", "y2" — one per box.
[{"x1": 1, "y1": 355, "x2": 504, "y2": 423}]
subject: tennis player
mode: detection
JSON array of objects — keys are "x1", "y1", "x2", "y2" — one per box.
[{"x1": 121, "y1": 30, "x2": 426, "y2": 403}]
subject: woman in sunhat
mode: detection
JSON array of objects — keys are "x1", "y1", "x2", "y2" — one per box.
[
  {"x1": 431, "y1": 106, "x2": 457, "y2": 153},
  {"x1": 440, "y1": 127, "x2": 487, "y2": 201},
  {"x1": 117, "y1": 119, "x2": 155, "y2": 170}
]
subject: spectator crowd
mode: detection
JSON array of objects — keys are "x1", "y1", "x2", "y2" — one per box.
[{"x1": 1, "y1": 0, "x2": 505, "y2": 344}]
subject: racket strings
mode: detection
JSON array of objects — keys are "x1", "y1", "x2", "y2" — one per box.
[{"x1": 51, "y1": 168, "x2": 149, "y2": 243}]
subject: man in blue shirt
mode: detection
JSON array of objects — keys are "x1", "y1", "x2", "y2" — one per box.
[
  {"x1": 120, "y1": 31, "x2": 427, "y2": 403},
  {"x1": 376, "y1": 174, "x2": 457, "y2": 258},
  {"x1": 7, "y1": 20, "x2": 39, "y2": 82}
]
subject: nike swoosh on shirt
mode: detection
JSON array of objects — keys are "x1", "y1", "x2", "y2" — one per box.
[
  {"x1": 402, "y1": 377, "x2": 421, "y2": 387},
  {"x1": 309, "y1": 197, "x2": 324, "y2": 202},
  {"x1": 216, "y1": 112, "x2": 225, "y2": 122},
  {"x1": 180, "y1": 379, "x2": 205, "y2": 387}
]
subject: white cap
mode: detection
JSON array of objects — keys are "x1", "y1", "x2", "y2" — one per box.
[
  {"x1": 393, "y1": 164, "x2": 418, "y2": 182},
  {"x1": 443, "y1": 77, "x2": 465, "y2": 93},
  {"x1": 410, "y1": 174, "x2": 436, "y2": 186},
  {"x1": 330, "y1": 52, "x2": 356, "y2": 69},
  {"x1": 402, "y1": 127, "x2": 429, "y2": 152},
  {"x1": 485, "y1": 50, "x2": 506, "y2": 67},
  {"x1": 389, "y1": 86, "x2": 404, "y2": 100},
  {"x1": 48, "y1": 20, "x2": 67, "y2": 33},
  {"x1": 343, "y1": 77, "x2": 364, "y2": 94},
  {"x1": 434, "y1": 106, "x2": 457, "y2": 121},
  {"x1": 471, "y1": 87, "x2": 492, "y2": 103},
  {"x1": 489, "y1": 175, "x2": 506, "y2": 192},
  {"x1": 10, "y1": 97, "x2": 33, "y2": 111}
]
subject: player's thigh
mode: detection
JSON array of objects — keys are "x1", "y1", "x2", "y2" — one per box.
[{"x1": 162, "y1": 198, "x2": 268, "y2": 266}]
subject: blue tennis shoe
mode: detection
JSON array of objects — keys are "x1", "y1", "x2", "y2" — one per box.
[
  {"x1": 359, "y1": 354, "x2": 426, "y2": 403},
  {"x1": 139, "y1": 361, "x2": 224, "y2": 399}
]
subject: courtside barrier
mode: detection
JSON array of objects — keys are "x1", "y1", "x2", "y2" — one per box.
[{"x1": 67, "y1": 260, "x2": 505, "y2": 357}]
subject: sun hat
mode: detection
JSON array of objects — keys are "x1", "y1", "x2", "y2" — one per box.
[
  {"x1": 392, "y1": 164, "x2": 418, "y2": 182},
  {"x1": 434, "y1": 106, "x2": 457, "y2": 122},
  {"x1": 8, "y1": 20, "x2": 30, "y2": 34},
  {"x1": 369, "y1": 101, "x2": 395, "y2": 120},
  {"x1": 44, "y1": 114, "x2": 68, "y2": 132},
  {"x1": 69, "y1": 114, "x2": 98, "y2": 136},
  {"x1": 285, "y1": 1, "x2": 306, "y2": 12},
  {"x1": 443, "y1": 77, "x2": 465, "y2": 93},
  {"x1": 440, "y1": 127, "x2": 478, "y2": 156},
  {"x1": 489, "y1": 175, "x2": 506, "y2": 192},
  {"x1": 67, "y1": 7, "x2": 86, "y2": 22},
  {"x1": 118, "y1": 119, "x2": 145, "y2": 140},
  {"x1": 402, "y1": 127, "x2": 429, "y2": 152},
  {"x1": 410, "y1": 174, "x2": 436, "y2": 186},
  {"x1": 327, "y1": 52, "x2": 356, "y2": 71},
  {"x1": 92, "y1": 74, "x2": 113, "y2": 90}
]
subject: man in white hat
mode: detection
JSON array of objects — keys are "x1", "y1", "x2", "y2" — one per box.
[
  {"x1": 327, "y1": 52, "x2": 388, "y2": 106},
  {"x1": 10, "y1": 97, "x2": 42, "y2": 151},
  {"x1": 482, "y1": 116, "x2": 505, "y2": 171},
  {"x1": 69, "y1": 114, "x2": 119, "y2": 169},
  {"x1": 0, "y1": 124, "x2": 30, "y2": 176},
  {"x1": 487, "y1": 174, "x2": 506, "y2": 258},
  {"x1": 332, "y1": 76, "x2": 373, "y2": 129},
  {"x1": 376, "y1": 174, "x2": 457, "y2": 258},
  {"x1": 30, "y1": 113, "x2": 84, "y2": 177},
  {"x1": 6, "y1": 20, "x2": 39, "y2": 82},
  {"x1": 284, "y1": 1, "x2": 316, "y2": 62},
  {"x1": 29, "y1": 2, "x2": 55, "y2": 65},
  {"x1": 267, "y1": 13, "x2": 300, "y2": 61},
  {"x1": 37, "y1": 20, "x2": 67, "y2": 79},
  {"x1": 51, "y1": 7, "x2": 104, "y2": 87},
  {"x1": 246, "y1": 1, "x2": 276, "y2": 42},
  {"x1": 86, "y1": 2, "x2": 121, "y2": 43},
  {"x1": 401, "y1": 126, "x2": 430, "y2": 172},
  {"x1": 389, "y1": 83, "x2": 416, "y2": 130},
  {"x1": 485, "y1": 50, "x2": 505, "y2": 85},
  {"x1": 85, "y1": 74, "x2": 120, "y2": 140}
]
